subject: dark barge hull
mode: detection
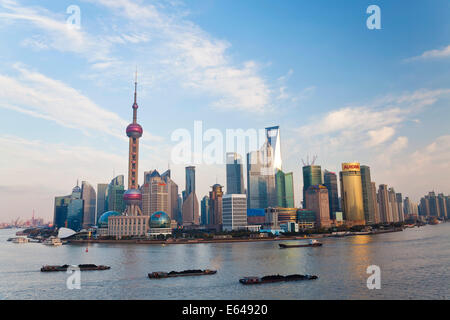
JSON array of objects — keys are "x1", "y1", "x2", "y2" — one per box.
[
  {"x1": 148, "y1": 270, "x2": 217, "y2": 279},
  {"x1": 41, "y1": 265, "x2": 110, "y2": 272},
  {"x1": 279, "y1": 243, "x2": 322, "y2": 248},
  {"x1": 240, "y1": 275, "x2": 318, "y2": 285}
]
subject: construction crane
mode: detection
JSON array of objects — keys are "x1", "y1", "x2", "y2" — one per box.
[{"x1": 301, "y1": 155, "x2": 318, "y2": 166}]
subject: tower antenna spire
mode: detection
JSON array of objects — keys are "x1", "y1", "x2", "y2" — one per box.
[{"x1": 134, "y1": 66, "x2": 138, "y2": 104}]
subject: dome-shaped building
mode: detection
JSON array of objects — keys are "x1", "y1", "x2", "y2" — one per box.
[
  {"x1": 149, "y1": 211, "x2": 171, "y2": 228},
  {"x1": 97, "y1": 211, "x2": 122, "y2": 228},
  {"x1": 148, "y1": 211, "x2": 173, "y2": 238}
]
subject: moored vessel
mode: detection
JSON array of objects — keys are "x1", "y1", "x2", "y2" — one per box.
[
  {"x1": 239, "y1": 274, "x2": 318, "y2": 285},
  {"x1": 148, "y1": 269, "x2": 217, "y2": 279},
  {"x1": 279, "y1": 239, "x2": 322, "y2": 248},
  {"x1": 40, "y1": 264, "x2": 111, "y2": 272}
]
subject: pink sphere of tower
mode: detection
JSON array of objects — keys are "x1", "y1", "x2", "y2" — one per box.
[
  {"x1": 126, "y1": 123, "x2": 143, "y2": 138},
  {"x1": 123, "y1": 189, "x2": 142, "y2": 206}
]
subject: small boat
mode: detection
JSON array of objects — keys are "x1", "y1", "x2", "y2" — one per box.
[
  {"x1": 43, "y1": 236, "x2": 62, "y2": 246},
  {"x1": 12, "y1": 237, "x2": 29, "y2": 243},
  {"x1": 148, "y1": 269, "x2": 217, "y2": 279},
  {"x1": 239, "y1": 274, "x2": 318, "y2": 285},
  {"x1": 40, "y1": 264, "x2": 111, "y2": 272},
  {"x1": 279, "y1": 239, "x2": 322, "y2": 248}
]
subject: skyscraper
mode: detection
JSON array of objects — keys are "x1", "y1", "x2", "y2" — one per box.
[
  {"x1": 81, "y1": 181, "x2": 96, "y2": 228},
  {"x1": 182, "y1": 166, "x2": 199, "y2": 225},
  {"x1": 302, "y1": 165, "x2": 322, "y2": 208},
  {"x1": 107, "y1": 175, "x2": 125, "y2": 213},
  {"x1": 265, "y1": 126, "x2": 282, "y2": 172},
  {"x1": 388, "y1": 187, "x2": 399, "y2": 222},
  {"x1": 339, "y1": 163, "x2": 365, "y2": 225},
  {"x1": 96, "y1": 183, "x2": 108, "y2": 222},
  {"x1": 360, "y1": 165, "x2": 376, "y2": 225},
  {"x1": 378, "y1": 184, "x2": 392, "y2": 223},
  {"x1": 222, "y1": 194, "x2": 247, "y2": 231},
  {"x1": 371, "y1": 182, "x2": 380, "y2": 223},
  {"x1": 305, "y1": 185, "x2": 331, "y2": 228},
  {"x1": 246, "y1": 126, "x2": 282, "y2": 209},
  {"x1": 437, "y1": 193, "x2": 447, "y2": 218},
  {"x1": 123, "y1": 74, "x2": 143, "y2": 216},
  {"x1": 275, "y1": 170, "x2": 295, "y2": 208},
  {"x1": 209, "y1": 184, "x2": 224, "y2": 230},
  {"x1": 54, "y1": 195, "x2": 71, "y2": 229},
  {"x1": 141, "y1": 170, "x2": 168, "y2": 216},
  {"x1": 396, "y1": 193, "x2": 404, "y2": 222},
  {"x1": 226, "y1": 152, "x2": 245, "y2": 195},
  {"x1": 201, "y1": 196, "x2": 210, "y2": 226},
  {"x1": 161, "y1": 169, "x2": 179, "y2": 222},
  {"x1": 67, "y1": 183, "x2": 84, "y2": 231},
  {"x1": 324, "y1": 170, "x2": 339, "y2": 218}
]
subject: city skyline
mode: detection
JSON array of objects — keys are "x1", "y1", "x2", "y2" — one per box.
[{"x1": 0, "y1": 0, "x2": 449, "y2": 221}]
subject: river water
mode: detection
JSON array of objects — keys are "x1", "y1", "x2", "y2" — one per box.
[{"x1": 1, "y1": 223, "x2": 449, "y2": 300}]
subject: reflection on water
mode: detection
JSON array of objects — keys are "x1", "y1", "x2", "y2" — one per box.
[{"x1": 1, "y1": 223, "x2": 449, "y2": 300}]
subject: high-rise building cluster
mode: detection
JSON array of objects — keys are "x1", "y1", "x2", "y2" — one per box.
[{"x1": 52, "y1": 80, "x2": 442, "y2": 236}]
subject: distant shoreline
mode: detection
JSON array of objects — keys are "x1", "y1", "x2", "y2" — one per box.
[{"x1": 67, "y1": 227, "x2": 407, "y2": 246}]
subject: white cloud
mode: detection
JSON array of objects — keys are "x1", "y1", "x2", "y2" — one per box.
[
  {"x1": 407, "y1": 44, "x2": 450, "y2": 61},
  {"x1": 366, "y1": 126, "x2": 396, "y2": 147},
  {"x1": 0, "y1": 64, "x2": 163, "y2": 141}
]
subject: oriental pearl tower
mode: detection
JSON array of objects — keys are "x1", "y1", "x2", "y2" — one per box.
[{"x1": 123, "y1": 72, "x2": 144, "y2": 216}]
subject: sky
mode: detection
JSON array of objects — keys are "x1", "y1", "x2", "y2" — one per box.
[{"x1": 0, "y1": 0, "x2": 449, "y2": 222}]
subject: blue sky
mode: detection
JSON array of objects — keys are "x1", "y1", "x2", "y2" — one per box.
[{"x1": 0, "y1": 0, "x2": 449, "y2": 221}]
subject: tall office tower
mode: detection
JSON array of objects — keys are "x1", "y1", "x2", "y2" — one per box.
[
  {"x1": 141, "y1": 170, "x2": 168, "y2": 216},
  {"x1": 324, "y1": 170, "x2": 339, "y2": 219},
  {"x1": 275, "y1": 170, "x2": 295, "y2": 208},
  {"x1": 265, "y1": 126, "x2": 282, "y2": 172},
  {"x1": 360, "y1": 165, "x2": 376, "y2": 225},
  {"x1": 222, "y1": 194, "x2": 247, "y2": 231},
  {"x1": 201, "y1": 196, "x2": 210, "y2": 226},
  {"x1": 371, "y1": 182, "x2": 380, "y2": 223},
  {"x1": 426, "y1": 192, "x2": 440, "y2": 217},
  {"x1": 378, "y1": 184, "x2": 391, "y2": 223},
  {"x1": 182, "y1": 166, "x2": 199, "y2": 225},
  {"x1": 209, "y1": 184, "x2": 224, "y2": 230},
  {"x1": 302, "y1": 165, "x2": 322, "y2": 209},
  {"x1": 226, "y1": 152, "x2": 245, "y2": 194},
  {"x1": 67, "y1": 182, "x2": 84, "y2": 231},
  {"x1": 305, "y1": 185, "x2": 331, "y2": 228},
  {"x1": 339, "y1": 163, "x2": 365, "y2": 225},
  {"x1": 247, "y1": 150, "x2": 267, "y2": 209},
  {"x1": 177, "y1": 194, "x2": 183, "y2": 224},
  {"x1": 388, "y1": 188, "x2": 399, "y2": 222},
  {"x1": 123, "y1": 74, "x2": 144, "y2": 216},
  {"x1": 437, "y1": 193, "x2": 447, "y2": 218},
  {"x1": 96, "y1": 183, "x2": 108, "y2": 222},
  {"x1": 81, "y1": 181, "x2": 96, "y2": 228},
  {"x1": 396, "y1": 193, "x2": 404, "y2": 222},
  {"x1": 446, "y1": 196, "x2": 450, "y2": 219},
  {"x1": 185, "y1": 166, "x2": 196, "y2": 197},
  {"x1": 161, "y1": 169, "x2": 179, "y2": 221},
  {"x1": 107, "y1": 175, "x2": 125, "y2": 213},
  {"x1": 54, "y1": 195, "x2": 71, "y2": 229},
  {"x1": 419, "y1": 197, "x2": 430, "y2": 217}
]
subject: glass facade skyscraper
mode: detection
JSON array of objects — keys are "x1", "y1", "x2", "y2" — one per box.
[
  {"x1": 53, "y1": 195, "x2": 71, "y2": 228},
  {"x1": 226, "y1": 152, "x2": 245, "y2": 195},
  {"x1": 107, "y1": 175, "x2": 125, "y2": 213},
  {"x1": 201, "y1": 195, "x2": 210, "y2": 225},
  {"x1": 82, "y1": 181, "x2": 96, "y2": 228},
  {"x1": 185, "y1": 166, "x2": 196, "y2": 197},
  {"x1": 302, "y1": 165, "x2": 322, "y2": 208},
  {"x1": 275, "y1": 170, "x2": 295, "y2": 208},
  {"x1": 360, "y1": 165, "x2": 376, "y2": 225},
  {"x1": 324, "y1": 170, "x2": 339, "y2": 219},
  {"x1": 339, "y1": 163, "x2": 365, "y2": 225},
  {"x1": 67, "y1": 184, "x2": 84, "y2": 231},
  {"x1": 96, "y1": 183, "x2": 108, "y2": 223}
]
